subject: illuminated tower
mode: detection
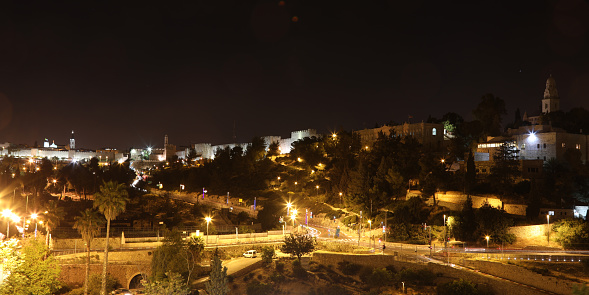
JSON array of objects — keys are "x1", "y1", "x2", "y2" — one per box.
[
  {"x1": 69, "y1": 130, "x2": 75, "y2": 150},
  {"x1": 542, "y1": 75, "x2": 560, "y2": 114}
]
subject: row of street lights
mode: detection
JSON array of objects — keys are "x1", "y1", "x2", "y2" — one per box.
[{"x1": 1, "y1": 209, "x2": 44, "y2": 239}]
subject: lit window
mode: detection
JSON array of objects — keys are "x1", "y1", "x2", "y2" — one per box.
[
  {"x1": 576, "y1": 144, "x2": 581, "y2": 150},
  {"x1": 432, "y1": 128, "x2": 437, "y2": 136},
  {"x1": 548, "y1": 211, "x2": 554, "y2": 216},
  {"x1": 562, "y1": 143, "x2": 566, "y2": 148},
  {"x1": 521, "y1": 144, "x2": 526, "y2": 149}
]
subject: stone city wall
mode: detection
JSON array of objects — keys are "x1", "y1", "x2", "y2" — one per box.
[
  {"x1": 311, "y1": 252, "x2": 550, "y2": 295},
  {"x1": 434, "y1": 191, "x2": 527, "y2": 216}
]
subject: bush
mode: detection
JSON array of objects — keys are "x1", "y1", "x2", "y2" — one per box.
[
  {"x1": 337, "y1": 261, "x2": 362, "y2": 275},
  {"x1": 70, "y1": 274, "x2": 120, "y2": 295},
  {"x1": 270, "y1": 271, "x2": 284, "y2": 283},
  {"x1": 275, "y1": 261, "x2": 285, "y2": 272},
  {"x1": 396, "y1": 268, "x2": 436, "y2": 286},
  {"x1": 261, "y1": 246, "x2": 276, "y2": 264},
  {"x1": 358, "y1": 266, "x2": 373, "y2": 283},
  {"x1": 437, "y1": 279, "x2": 478, "y2": 295},
  {"x1": 246, "y1": 281, "x2": 274, "y2": 295},
  {"x1": 366, "y1": 268, "x2": 393, "y2": 288},
  {"x1": 292, "y1": 259, "x2": 307, "y2": 278}
]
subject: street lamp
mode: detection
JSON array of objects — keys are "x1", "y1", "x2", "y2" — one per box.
[
  {"x1": 485, "y1": 236, "x2": 490, "y2": 248},
  {"x1": 31, "y1": 213, "x2": 39, "y2": 237},
  {"x1": 2, "y1": 209, "x2": 12, "y2": 238},
  {"x1": 205, "y1": 217, "x2": 212, "y2": 244},
  {"x1": 547, "y1": 214, "x2": 550, "y2": 245},
  {"x1": 316, "y1": 185, "x2": 319, "y2": 196},
  {"x1": 339, "y1": 192, "x2": 343, "y2": 205},
  {"x1": 286, "y1": 202, "x2": 292, "y2": 215},
  {"x1": 291, "y1": 209, "x2": 298, "y2": 228}
]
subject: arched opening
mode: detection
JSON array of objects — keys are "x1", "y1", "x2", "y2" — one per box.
[
  {"x1": 432, "y1": 128, "x2": 437, "y2": 136},
  {"x1": 128, "y1": 273, "x2": 145, "y2": 289}
]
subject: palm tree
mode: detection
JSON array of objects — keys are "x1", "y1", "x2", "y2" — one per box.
[
  {"x1": 74, "y1": 209, "x2": 104, "y2": 295},
  {"x1": 44, "y1": 200, "x2": 64, "y2": 247},
  {"x1": 94, "y1": 181, "x2": 129, "y2": 295}
]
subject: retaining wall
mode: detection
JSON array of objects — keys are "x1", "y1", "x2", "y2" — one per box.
[
  {"x1": 311, "y1": 252, "x2": 553, "y2": 295},
  {"x1": 463, "y1": 259, "x2": 575, "y2": 295}
]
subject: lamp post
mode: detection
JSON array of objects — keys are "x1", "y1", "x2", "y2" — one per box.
[
  {"x1": 291, "y1": 209, "x2": 298, "y2": 228},
  {"x1": 286, "y1": 202, "x2": 292, "y2": 216},
  {"x1": 339, "y1": 192, "x2": 343, "y2": 205},
  {"x1": 368, "y1": 220, "x2": 372, "y2": 247},
  {"x1": 2, "y1": 209, "x2": 13, "y2": 238},
  {"x1": 205, "y1": 217, "x2": 212, "y2": 244},
  {"x1": 31, "y1": 213, "x2": 39, "y2": 237},
  {"x1": 547, "y1": 214, "x2": 550, "y2": 245},
  {"x1": 485, "y1": 236, "x2": 489, "y2": 248},
  {"x1": 316, "y1": 185, "x2": 319, "y2": 197}
]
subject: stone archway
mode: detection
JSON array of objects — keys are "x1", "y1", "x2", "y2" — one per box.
[{"x1": 128, "y1": 273, "x2": 146, "y2": 289}]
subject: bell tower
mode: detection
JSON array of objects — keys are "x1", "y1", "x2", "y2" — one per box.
[
  {"x1": 69, "y1": 130, "x2": 75, "y2": 150},
  {"x1": 542, "y1": 75, "x2": 560, "y2": 114}
]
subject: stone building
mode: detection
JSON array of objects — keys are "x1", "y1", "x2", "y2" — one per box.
[{"x1": 354, "y1": 122, "x2": 445, "y2": 150}]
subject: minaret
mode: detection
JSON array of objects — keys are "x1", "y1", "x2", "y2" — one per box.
[
  {"x1": 542, "y1": 75, "x2": 560, "y2": 114},
  {"x1": 69, "y1": 130, "x2": 75, "y2": 150}
]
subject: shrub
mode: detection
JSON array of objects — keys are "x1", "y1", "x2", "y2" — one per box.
[
  {"x1": 275, "y1": 261, "x2": 285, "y2": 272},
  {"x1": 292, "y1": 259, "x2": 307, "y2": 278},
  {"x1": 261, "y1": 246, "x2": 276, "y2": 264},
  {"x1": 337, "y1": 261, "x2": 362, "y2": 275},
  {"x1": 358, "y1": 266, "x2": 373, "y2": 283},
  {"x1": 246, "y1": 281, "x2": 274, "y2": 295},
  {"x1": 367, "y1": 268, "x2": 393, "y2": 288},
  {"x1": 437, "y1": 279, "x2": 478, "y2": 295},
  {"x1": 270, "y1": 271, "x2": 284, "y2": 283},
  {"x1": 396, "y1": 268, "x2": 436, "y2": 286}
]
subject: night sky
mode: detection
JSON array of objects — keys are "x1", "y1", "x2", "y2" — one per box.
[{"x1": 0, "y1": 0, "x2": 588, "y2": 150}]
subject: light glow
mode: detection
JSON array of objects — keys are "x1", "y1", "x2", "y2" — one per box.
[{"x1": 527, "y1": 132, "x2": 537, "y2": 142}]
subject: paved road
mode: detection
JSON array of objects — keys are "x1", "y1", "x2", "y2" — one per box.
[{"x1": 194, "y1": 256, "x2": 261, "y2": 285}]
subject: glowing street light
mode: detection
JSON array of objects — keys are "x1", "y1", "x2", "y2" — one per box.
[
  {"x1": 2, "y1": 209, "x2": 17, "y2": 238},
  {"x1": 316, "y1": 185, "x2": 319, "y2": 196},
  {"x1": 547, "y1": 214, "x2": 550, "y2": 245},
  {"x1": 485, "y1": 236, "x2": 490, "y2": 248},
  {"x1": 286, "y1": 202, "x2": 292, "y2": 215},
  {"x1": 31, "y1": 213, "x2": 39, "y2": 237},
  {"x1": 291, "y1": 209, "x2": 298, "y2": 227},
  {"x1": 205, "y1": 217, "x2": 212, "y2": 244}
]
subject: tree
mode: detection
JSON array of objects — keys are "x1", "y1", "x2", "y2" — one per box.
[
  {"x1": 472, "y1": 93, "x2": 507, "y2": 137},
  {"x1": 281, "y1": 233, "x2": 316, "y2": 260},
  {"x1": 151, "y1": 230, "x2": 205, "y2": 284},
  {"x1": 465, "y1": 151, "x2": 476, "y2": 193},
  {"x1": 553, "y1": 219, "x2": 589, "y2": 250},
  {"x1": 143, "y1": 272, "x2": 190, "y2": 295},
  {"x1": 44, "y1": 200, "x2": 64, "y2": 247},
  {"x1": 0, "y1": 237, "x2": 61, "y2": 295},
  {"x1": 474, "y1": 204, "x2": 515, "y2": 244},
  {"x1": 489, "y1": 141, "x2": 520, "y2": 196},
  {"x1": 205, "y1": 251, "x2": 230, "y2": 295},
  {"x1": 93, "y1": 181, "x2": 129, "y2": 295},
  {"x1": 74, "y1": 209, "x2": 105, "y2": 295},
  {"x1": 261, "y1": 246, "x2": 275, "y2": 264}
]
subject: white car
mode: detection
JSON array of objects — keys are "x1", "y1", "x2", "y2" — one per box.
[{"x1": 243, "y1": 250, "x2": 257, "y2": 258}]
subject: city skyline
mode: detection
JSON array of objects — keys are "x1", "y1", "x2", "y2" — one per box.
[{"x1": 1, "y1": 1, "x2": 589, "y2": 149}]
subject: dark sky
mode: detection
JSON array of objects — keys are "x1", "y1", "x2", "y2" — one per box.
[{"x1": 0, "y1": 0, "x2": 589, "y2": 150}]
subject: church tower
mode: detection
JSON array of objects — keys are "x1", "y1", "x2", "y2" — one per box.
[
  {"x1": 542, "y1": 75, "x2": 560, "y2": 114},
  {"x1": 69, "y1": 130, "x2": 75, "y2": 150}
]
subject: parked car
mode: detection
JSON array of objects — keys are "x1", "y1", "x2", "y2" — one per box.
[{"x1": 243, "y1": 250, "x2": 257, "y2": 258}]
